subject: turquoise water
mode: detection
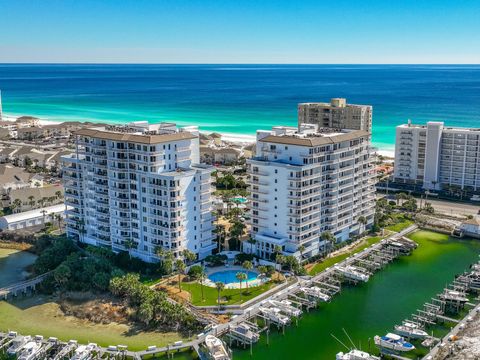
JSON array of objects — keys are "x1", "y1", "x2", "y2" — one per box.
[
  {"x1": 208, "y1": 270, "x2": 258, "y2": 284},
  {"x1": 1, "y1": 64, "x2": 480, "y2": 151},
  {"x1": 231, "y1": 197, "x2": 248, "y2": 204}
]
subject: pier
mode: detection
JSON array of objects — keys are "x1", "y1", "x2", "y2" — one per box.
[
  {"x1": 0, "y1": 225, "x2": 420, "y2": 360},
  {"x1": 0, "y1": 272, "x2": 52, "y2": 300}
]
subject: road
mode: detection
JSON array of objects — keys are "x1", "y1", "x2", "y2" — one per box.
[
  {"x1": 378, "y1": 193, "x2": 480, "y2": 217},
  {"x1": 417, "y1": 197, "x2": 479, "y2": 217}
]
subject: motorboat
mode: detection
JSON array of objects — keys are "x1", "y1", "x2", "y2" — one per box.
[
  {"x1": 71, "y1": 343, "x2": 97, "y2": 360},
  {"x1": 440, "y1": 289, "x2": 469, "y2": 303},
  {"x1": 374, "y1": 333, "x2": 415, "y2": 352},
  {"x1": 230, "y1": 323, "x2": 260, "y2": 343},
  {"x1": 300, "y1": 286, "x2": 331, "y2": 302},
  {"x1": 336, "y1": 349, "x2": 381, "y2": 360},
  {"x1": 394, "y1": 322, "x2": 428, "y2": 339},
  {"x1": 259, "y1": 306, "x2": 291, "y2": 326},
  {"x1": 7, "y1": 335, "x2": 32, "y2": 355},
  {"x1": 335, "y1": 265, "x2": 370, "y2": 282},
  {"x1": 17, "y1": 340, "x2": 42, "y2": 360},
  {"x1": 268, "y1": 300, "x2": 302, "y2": 317},
  {"x1": 204, "y1": 335, "x2": 230, "y2": 360}
]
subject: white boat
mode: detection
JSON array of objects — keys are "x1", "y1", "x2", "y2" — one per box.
[
  {"x1": 231, "y1": 323, "x2": 260, "y2": 343},
  {"x1": 71, "y1": 343, "x2": 97, "y2": 360},
  {"x1": 204, "y1": 335, "x2": 230, "y2": 360},
  {"x1": 394, "y1": 322, "x2": 428, "y2": 339},
  {"x1": 300, "y1": 286, "x2": 331, "y2": 302},
  {"x1": 374, "y1": 333, "x2": 415, "y2": 352},
  {"x1": 440, "y1": 289, "x2": 469, "y2": 303},
  {"x1": 268, "y1": 300, "x2": 302, "y2": 317},
  {"x1": 335, "y1": 266, "x2": 370, "y2": 282},
  {"x1": 259, "y1": 306, "x2": 291, "y2": 326},
  {"x1": 18, "y1": 341, "x2": 42, "y2": 360},
  {"x1": 336, "y1": 349, "x2": 381, "y2": 360},
  {"x1": 7, "y1": 335, "x2": 31, "y2": 355}
]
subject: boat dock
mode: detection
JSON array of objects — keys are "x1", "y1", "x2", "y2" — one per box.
[
  {"x1": 0, "y1": 225, "x2": 420, "y2": 359},
  {"x1": 0, "y1": 272, "x2": 52, "y2": 300}
]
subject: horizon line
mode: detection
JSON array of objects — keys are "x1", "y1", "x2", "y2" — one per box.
[{"x1": 1, "y1": 62, "x2": 480, "y2": 66}]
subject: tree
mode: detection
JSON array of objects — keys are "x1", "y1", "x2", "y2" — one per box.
[
  {"x1": 357, "y1": 216, "x2": 367, "y2": 234},
  {"x1": 55, "y1": 190, "x2": 63, "y2": 200},
  {"x1": 40, "y1": 209, "x2": 48, "y2": 226},
  {"x1": 11, "y1": 198, "x2": 22, "y2": 213},
  {"x1": 124, "y1": 238, "x2": 137, "y2": 259},
  {"x1": 242, "y1": 260, "x2": 253, "y2": 290},
  {"x1": 182, "y1": 249, "x2": 196, "y2": 265},
  {"x1": 54, "y1": 264, "x2": 71, "y2": 287},
  {"x1": 275, "y1": 254, "x2": 286, "y2": 272},
  {"x1": 247, "y1": 238, "x2": 257, "y2": 255},
  {"x1": 199, "y1": 267, "x2": 206, "y2": 301},
  {"x1": 257, "y1": 265, "x2": 267, "y2": 276},
  {"x1": 395, "y1": 192, "x2": 407, "y2": 206},
  {"x1": 213, "y1": 224, "x2": 226, "y2": 252},
  {"x1": 321, "y1": 231, "x2": 335, "y2": 255},
  {"x1": 236, "y1": 272, "x2": 247, "y2": 300},
  {"x1": 28, "y1": 195, "x2": 35, "y2": 209},
  {"x1": 298, "y1": 244, "x2": 305, "y2": 262},
  {"x1": 175, "y1": 259, "x2": 186, "y2": 292},
  {"x1": 215, "y1": 281, "x2": 225, "y2": 311}
]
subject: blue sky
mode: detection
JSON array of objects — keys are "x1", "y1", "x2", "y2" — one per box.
[{"x1": 0, "y1": 0, "x2": 479, "y2": 63}]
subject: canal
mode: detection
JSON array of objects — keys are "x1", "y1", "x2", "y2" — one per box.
[
  {"x1": 230, "y1": 230, "x2": 480, "y2": 360},
  {"x1": 0, "y1": 248, "x2": 37, "y2": 288}
]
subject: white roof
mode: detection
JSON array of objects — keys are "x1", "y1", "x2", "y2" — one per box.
[{"x1": 0, "y1": 204, "x2": 70, "y2": 224}]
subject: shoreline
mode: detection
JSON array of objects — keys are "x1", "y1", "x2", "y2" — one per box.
[{"x1": 2, "y1": 112, "x2": 396, "y2": 158}]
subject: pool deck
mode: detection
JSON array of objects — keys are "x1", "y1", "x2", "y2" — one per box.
[{"x1": 204, "y1": 266, "x2": 267, "y2": 289}]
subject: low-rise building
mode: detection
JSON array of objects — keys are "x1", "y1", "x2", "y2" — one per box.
[
  {"x1": 0, "y1": 204, "x2": 68, "y2": 231},
  {"x1": 459, "y1": 217, "x2": 480, "y2": 238},
  {"x1": 0, "y1": 164, "x2": 43, "y2": 194}
]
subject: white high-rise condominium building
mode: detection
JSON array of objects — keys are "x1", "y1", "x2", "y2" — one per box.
[
  {"x1": 245, "y1": 124, "x2": 376, "y2": 260},
  {"x1": 62, "y1": 121, "x2": 216, "y2": 262},
  {"x1": 298, "y1": 98, "x2": 372, "y2": 133},
  {"x1": 394, "y1": 121, "x2": 480, "y2": 193}
]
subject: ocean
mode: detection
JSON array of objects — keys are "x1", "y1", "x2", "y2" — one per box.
[{"x1": 1, "y1": 64, "x2": 480, "y2": 152}]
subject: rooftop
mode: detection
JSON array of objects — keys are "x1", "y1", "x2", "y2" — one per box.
[
  {"x1": 75, "y1": 121, "x2": 198, "y2": 144},
  {"x1": 258, "y1": 124, "x2": 369, "y2": 147},
  {"x1": 0, "y1": 204, "x2": 69, "y2": 224}
]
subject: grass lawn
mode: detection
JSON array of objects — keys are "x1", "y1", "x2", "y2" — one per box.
[
  {"x1": 308, "y1": 236, "x2": 382, "y2": 276},
  {"x1": 0, "y1": 297, "x2": 188, "y2": 351},
  {"x1": 386, "y1": 216, "x2": 414, "y2": 232},
  {"x1": 181, "y1": 280, "x2": 280, "y2": 306}
]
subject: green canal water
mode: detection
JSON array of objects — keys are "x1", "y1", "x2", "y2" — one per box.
[
  {"x1": 0, "y1": 248, "x2": 37, "y2": 287},
  {"x1": 231, "y1": 231, "x2": 480, "y2": 360},
  {"x1": 168, "y1": 231, "x2": 480, "y2": 359}
]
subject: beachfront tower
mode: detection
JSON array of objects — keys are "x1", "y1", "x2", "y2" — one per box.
[
  {"x1": 245, "y1": 124, "x2": 376, "y2": 261},
  {"x1": 298, "y1": 98, "x2": 372, "y2": 133},
  {"x1": 61, "y1": 121, "x2": 216, "y2": 262},
  {"x1": 394, "y1": 121, "x2": 480, "y2": 194}
]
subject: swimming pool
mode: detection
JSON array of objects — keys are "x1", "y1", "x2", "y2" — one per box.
[
  {"x1": 208, "y1": 270, "x2": 258, "y2": 285},
  {"x1": 230, "y1": 197, "x2": 248, "y2": 204}
]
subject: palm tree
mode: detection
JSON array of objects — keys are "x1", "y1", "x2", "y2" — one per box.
[
  {"x1": 175, "y1": 259, "x2": 186, "y2": 292},
  {"x1": 28, "y1": 195, "x2": 35, "y2": 209},
  {"x1": 321, "y1": 231, "x2": 335, "y2": 255},
  {"x1": 55, "y1": 213, "x2": 62, "y2": 229},
  {"x1": 40, "y1": 209, "x2": 47, "y2": 226},
  {"x1": 236, "y1": 272, "x2": 247, "y2": 301},
  {"x1": 55, "y1": 190, "x2": 63, "y2": 200},
  {"x1": 275, "y1": 254, "x2": 286, "y2": 275},
  {"x1": 213, "y1": 224, "x2": 226, "y2": 252},
  {"x1": 123, "y1": 238, "x2": 137, "y2": 259},
  {"x1": 215, "y1": 281, "x2": 225, "y2": 311},
  {"x1": 242, "y1": 260, "x2": 253, "y2": 290},
  {"x1": 357, "y1": 216, "x2": 367, "y2": 234},
  {"x1": 273, "y1": 245, "x2": 282, "y2": 269},
  {"x1": 11, "y1": 198, "x2": 22, "y2": 213},
  {"x1": 247, "y1": 238, "x2": 257, "y2": 255},
  {"x1": 182, "y1": 249, "x2": 196, "y2": 265},
  {"x1": 298, "y1": 244, "x2": 306, "y2": 263},
  {"x1": 199, "y1": 267, "x2": 206, "y2": 302}
]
